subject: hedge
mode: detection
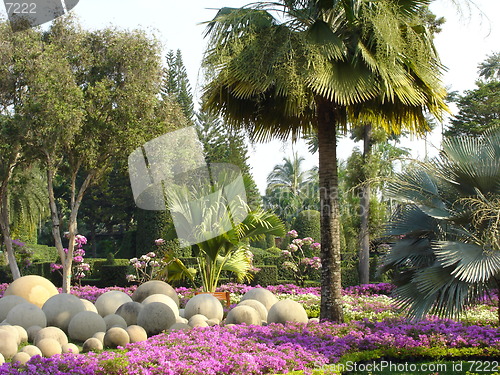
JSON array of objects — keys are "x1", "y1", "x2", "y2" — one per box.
[{"x1": 252, "y1": 265, "x2": 278, "y2": 286}]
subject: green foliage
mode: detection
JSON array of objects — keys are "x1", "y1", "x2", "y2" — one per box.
[
  {"x1": 26, "y1": 244, "x2": 59, "y2": 263},
  {"x1": 251, "y1": 265, "x2": 278, "y2": 286},
  {"x1": 98, "y1": 265, "x2": 130, "y2": 287},
  {"x1": 162, "y1": 49, "x2": 194, "y2": 120},
  {"x1": 293, "y1": 210, "x2": 321, "y2": 253},
  {"x1": 135, "y1": 210, "x2": 175, "y2": 256}
]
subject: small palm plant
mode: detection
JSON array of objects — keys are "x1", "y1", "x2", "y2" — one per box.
[{"x1": 380, "y1": 127, "x2": 500, "y2": 323}]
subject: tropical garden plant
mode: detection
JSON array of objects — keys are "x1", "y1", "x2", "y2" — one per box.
[
  {"x1": 281, "y1": 230, "x2": 322, "y2": 286},
  {"x1": 381, "y1": 127, "x2": 500, "y2": 323},
  {"x1": 202, "y1": 0, "x2": 448, "y2": 321}
]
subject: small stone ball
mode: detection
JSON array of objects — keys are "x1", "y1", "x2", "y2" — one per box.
[
  {"x1": 62, "y1": 343, "x2": 80, "y2": 354},
  {"x1": 4, "y1": 276, "x2": 58, "y2": 308},
  {"x1": 175, "y1": 317, "x2": 188, "y2": 324},
  {"x1": 0, "y1": 353, "x2": 4, "y2": 365},
  {"x1": 126, "y1": 325, "x2": 147, "y2": 343},
  {"x1": 6, "y1": 302, "x2": 47, "y2": 329},
  {"x1": 27, "y1": 326, "x2": 42, "y2": 343},
  {"x1": 267, "y1": 299, "x2": 308, "y2": 324},
  {"x1": 0, "y1": 330, "x2": 18, "y2": 359},
  {"x1": 142, "y1": 294, "x2": 179, "y2": 317},
  {"x1": 309, "y1": 318, "x2": 320, "y2": 323},
  {"x1": 131, "y1": 280, "x2": 179, "y2": 306},
  {"x1": 80, "y1": 299, "x2": 98, "y2": 313},
  {"x1": 238, "y1": 299, "x2": 268, "y2": 322},
  {"x1": 11, "y1": 352, "x2": 31, "y2": 365},
  {"x1": 93, "y1": 331, "x2": 105, "y2": 343},
  {"x1": 0, "y1": 295, "x2": 28, "y2": 321},
  {"x1": 168, "y1": 322, "x2": 191, "y2": 331},
  {"x1": 68, "y1": 311, "x2": 106, "y2": 342},
  {"x1": 184, "y1": 294, "x2": 223, "y2": 321},
  {"x1": 12, "y1": 326, "x2": 28, "y2": 344},
  {"x1": 36, "y1": 338, "x2": 62, "y2": 357},
  {"x1": 226, "y1": 305, "x2": 261, "y2": 326},
  {"x1": 42, "y1": 293, "x2": 86, "y2": 332},
  {"x1": 115, "y1": 302, "x2": 143, "y2": 326},
  {"x1": 82, "y1": 337, "x2": 103, "y2": 353},
  {"x1": 34, "y1": 326, "x2": 68, "y2": 346},
  {"x1": 188, "y1": 314, "x2": 208, "y2": 327},
  {"x1": 179, "y1": 308, "x2": 185, "y2": 318},
  {"x1": 104, "y1": 314, "x2": 128, "y2": 330},
  {"x1": 0, "y1": 325, "x2": 20, "y2": 345},
  {"x1": 103, "y1": 327, "x2": 130, "y2": 349},
  {"x1": 137, "y1": 302, "x2": 176, "y2": 336},
  {"x1": 206, "y1": 319, "x2": 220, "y2": 326},
  {"x1": 95, "y1": 291, "x2": 132, "y2": 317},
  {"x1": 21, "y1": 345, "x2": 42, "y2": 358},
  {"x1": 240, "y1": 288, "x2": 278, "y2": 311}
]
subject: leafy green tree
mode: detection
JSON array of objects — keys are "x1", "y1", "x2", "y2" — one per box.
[
  {"x1": 202, "y1": 0, "x2": 447, "y2": 321},
  {"x1": 478, "y1": 52, "x2": 500, "y2": 81},
  {"x1": 381, "y1": 128, "x2": 500, "y2": 323}
]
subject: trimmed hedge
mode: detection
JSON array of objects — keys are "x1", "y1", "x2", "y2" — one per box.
[{"x1": 252, "y1": 265, "x2": 278, "y2": 286}]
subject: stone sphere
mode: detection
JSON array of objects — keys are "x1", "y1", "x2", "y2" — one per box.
[
  {"x1": 0, "y1": 353, "x2": 4, "y2": 365},
  {"x1": 0, "y1": 325, "x2": 20, "y2": 345},
  {"x1": 137, "y1": 302, "x2": 176, "y2": 336},
  {"x1": 62, "y1": 343, "x2": 80, "y2": 354},
  {"x1": 80, "y1": 299, "x2": 98, "y2": 313},
  {"x1": 82, "y1": 337, "x2": 103, "y2": 353},
  {"x1": 0, "y1": 330, "x2": 17, "y2": 359},
  {"x1": 184, "y1": 294, "x2": 223, "y2": 321},
  {"x1": 27, "y1": 326, "x2": 42, "y2": 343},
  {"x1": 68, "y1": 311, "x2": 106, "y2": 342},
  {"x1": 168, "y1": 322, "x2": 191, "y2": 331},
  {"x1": 176, "y1": 317, "x2": 188, "y2": 324},
  {"x1": 11, "y1": 352, "x2": 31, "y2": 365},
  {"x1": 226, "y1": 305, "x2": 261, "y2": 326},
  {"x1": 36, "y1": 338, "x2": 62, "y2": 357},
  {"x1": 179, "y1": 308, "x2": 185, "y2": 318},
  {"x1": 4, "y1": 276, "x2": 58, "y2": 308},
  {"x1": 188, "y1": 314, "x2": 207, "y2": 327},
  {"x1": 104, "y1": 314, "x2": 127, "y2": 330},
  {"x1": 93, "y1": 331, "x2": 105, "y2": 343},
  {"x1": 238, "y1": 300, "x2": 268, "y2": 322},
  {"x1": 21, "y1": 345, "x2": 43, "y2": 357},
  {"x1": 115, "y1": 302, "x2": 143, "y2": 326},
  {"x1": 12, "y1": 325, "x2": 28, "y2": 344},
  {"x1": 142, "y1": 294, "x2": 179, "y2": 317},
  {"x1": 6, "y1": 302, "x2": 47, "y2": 329},
  {"x1": 126, "y1": 325, "x2": 147, "y2": 343},
  {"x1": 95, "y1": 291, "x2": 132, "y2": 317},
  {"x1": 0, "y1": 295, "x2": 28, "y2": 321},
  {"x1": 104, "y1": 327, "x2": 130, "y2": 349},
  {"x1": 240, "y1": 288, "x2": 278, "y2": 311},
  {"x1": 267, "y1": 299, "x2": 308, "y2": 324},
  {"x1": 42, "y1": 293, "x2": 86, "y2": 332},
  {"x1": 34, "y1": 326, "x2": 68, "y2": 346},
  {"x1": 131, "y1": 280, "x2": 179, "y2": 306},
  {"x1": 206, "y1": 319, "x2": 220, "y2": 326}
]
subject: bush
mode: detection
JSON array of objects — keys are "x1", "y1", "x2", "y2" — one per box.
[
  {"x1": 98, "y1": 265, "x2": 130, "y2": 287},
  {"x1": 25, "y1": 244, "x2": 58, "y2": 263},
  {"x1": 293, "y1": 210, "x2": 320, "y2": 251},
  {"x1": 251, "y1": 265, "x2": 278, "y2": 286}
]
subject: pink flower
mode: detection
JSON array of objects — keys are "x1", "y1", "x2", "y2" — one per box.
[
  {"x1": 311, "y1": 242, "x2": 321, "y2": 251},
  {"x1": 75, "y1": 234, "x2": 87, "y2": 245},
  {"x1": 287, "y1": 230, "x2": 298, "y2": 238},
  {"x1": 155, "y1": 238, "x2": 165, "y2": 245},
  {"x1": 288, "y1": 244, "x2": 298, "y2": 252}
]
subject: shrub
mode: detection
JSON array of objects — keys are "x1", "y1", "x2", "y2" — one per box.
[
  {"x1": 293, "y1": 210, "x2": 320, "y2": 252},
  {"x1": 252, "y1": 265, "x2": 278, "y2": 286}
]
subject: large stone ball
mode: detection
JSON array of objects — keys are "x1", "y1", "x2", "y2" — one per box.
[
  {"x1": 11, "y1": 352, "x2": 31, "y2": 365},
  {"x1": 12, "y1": 325, "x2": 28, "y2": 344},
  {"x1": 131, "y1": 280, "x2": 179, "y2": 306},
  {"x1": 4, "y1": 276, "x2": 58, "y2": 308},
  {"x1": 36, "y1": 338, "x2": 62, "y2": 357},
  {"x1": 267, "y1": 299, "x2": 308, "y2": 324},
  {"x1": 103, "y1": 327, "x2": 130, "y2": 349},
  {"x1": 95, "y1": 291, "x2": 132, "y2": 317},
  {"x1": 42, "y1": 293, "x2": 86, "y2": 332},
  {"x1": 0, "y1": 295, "x2": 28, "y2": 321},
  {"x1": 238, "y1": 299, "x2": 268, "y2": 322},
  {"x1": 104, "y1": 314, "x2": 127, "y2": 330},
  {"x1": 0, "y1": 325, "x2": 20, "y2": 345},
  {"x1": 137, "y1": 302, "x2": 176, "y2": 336},
  {"x1": 0, "y1": 330, "x2": 17, "y2": 359},
  {"x1": 126, "y1": 325, "x2": 147, "y2": 343},
  {"x1": 80, "y1": 299, "x2": 98, "y2": 313},
  {"x1": 142, "y1": 294, "x2": 179, "y2": 318},
  {"x1": 27, "y1": 326, "x2": 42, "y2": 343},
  {"x1": 68, "y1": 311, "x2": 106, "y2": 342},
  {"x1": 226, "y1": 305, "x2": 261, "y2": 326},
  {"x1": 34, "y1": 326, "x2": 68, "y2": 346},
  {"x1": 115, "y1": 302, "x2": 143, "y2": 326},
  {"x1": 82, "y1": 337, "x2": 103, "y2": 353},
  {"x1": 240, "y1": 288, "x2": 278, "y2": 311},
  {"x1": 6, "y1": 302, "x2": 47, "y2": 329},
  {"x1": 21, "y1": 344, "x2": 43, "y2": 358},
  {"x1": 184, "y1": 294, "x2": 223, "y2": 321}
]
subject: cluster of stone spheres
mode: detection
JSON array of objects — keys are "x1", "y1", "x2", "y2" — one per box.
[{"x1": 0, "y1": 275, "x2": 313, "y2": 364}]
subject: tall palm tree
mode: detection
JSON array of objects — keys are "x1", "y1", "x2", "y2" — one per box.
[
  {"x1": 380, "y1": 127, "x2": 500, "y2": 323},
  {"x1": 267, "y1": 153, "x2": 308, "y2": 195},
  {"x1": 202, "y1": 0, "x2": 447, "y2": 321}
]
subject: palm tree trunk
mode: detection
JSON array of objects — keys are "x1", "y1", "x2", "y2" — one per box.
[
  {"x1": 358, "y1": 124, "x2": 372, "y2": 285},
  {"x1": 317, "y1": 98, "x2": 344, "y2": 322}
]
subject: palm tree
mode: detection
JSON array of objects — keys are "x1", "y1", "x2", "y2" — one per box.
[
  {"x1": 202, "y1": 0, "x2": 447, "y2": 321},
  {"x1": 267, "y1": 153, "x2": 308, "y2": 195},
  {"x1": 380, "y1": 127, "x2": 500, "y2": 323}
]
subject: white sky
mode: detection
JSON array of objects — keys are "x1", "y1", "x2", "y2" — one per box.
[{"x1": 2, "y1": 0, "x2": 499, "y2": 193}]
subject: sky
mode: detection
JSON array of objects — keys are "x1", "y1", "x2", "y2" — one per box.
[{"x1": 2, "y1": 0, "x2": 498, "y2": 193}]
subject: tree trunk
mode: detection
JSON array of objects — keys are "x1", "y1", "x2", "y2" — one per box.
[
  {"x1": 358, "y1": 124, "x2": 372, "y2": 285},
  {"x1": 317, "y1": 98, "x2": 344, "y2": 322},
  {"x1": 0, "y1": 197, "x2": 21, "y2": 280}
]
